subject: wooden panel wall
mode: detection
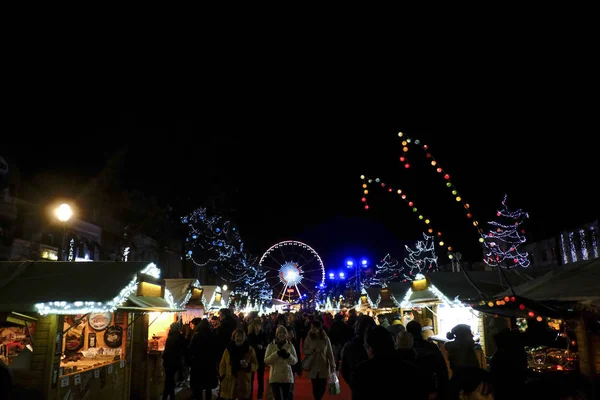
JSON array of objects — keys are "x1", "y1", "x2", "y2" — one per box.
[
  {"x1": 130, "y1": 313, "x2": 150, "y2": 400},
  {"x1": 11, "y1": 314, "x2": 59, "y2": 399}
]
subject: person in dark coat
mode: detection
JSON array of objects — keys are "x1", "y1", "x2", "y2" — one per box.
[
  {"x1": 406, "y1": 320, "x2": 449, "y2": 400},
  {"x1": 247, "y1": 319, "x2": 268, "y2": 399},
  {"x1": 217, "y1": 309, "x2": 238, "y2": 353},
  {"x1": 189, "y1": 319, "x2": 220, "y2": 400},
  {"x1": 0, "y1": 358, "x2": 13, "y2": 396},
  {"x1": 489, "y1": 329, "x2": 527, "y2": 400},
  {"x1": 352, "y1": 326, "x2": 426, "y2": 400},
  {"x1": 162, "y1": 322, "x2": 186, "y2": 400},
  {"x1": 340, "y1": 315, "x2": 376, "y2": 389},
  {"x1": 328, "y1": 313, "x2": 351, "y2": 369}
]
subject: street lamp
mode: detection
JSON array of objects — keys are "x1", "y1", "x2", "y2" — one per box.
[
  {"x1": 346, "y1": 258, "x2": 368, "y2": 292},
  {"x1": 55, "y1": 203, "x2": 73, "y2": 261}
]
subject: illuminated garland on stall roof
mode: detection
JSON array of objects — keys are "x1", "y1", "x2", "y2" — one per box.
[
  {"x1": 400, "y1": 274, "x2": 463, "y2": 309},
  {"x1": 360, "y1": 175, "x2": 457, "y2": 259},
  {"x1": 178, "y1": 280, "x2": 202, "y2": 309},
  {"x1": 35, "y1": 263, "x2": 178, "y2": 315}
]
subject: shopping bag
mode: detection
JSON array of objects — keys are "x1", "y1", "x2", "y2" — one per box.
[{"x1": 328, "y1": 372, "x2": 341, "y2": 395}]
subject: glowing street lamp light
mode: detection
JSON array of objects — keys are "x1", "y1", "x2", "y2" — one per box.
[
  {"x1": 55, "y1": 203, "x2": 73, "y2": 222},
  {"x1": 55, "y1": 203, "x2": 73, "y2": 261}
]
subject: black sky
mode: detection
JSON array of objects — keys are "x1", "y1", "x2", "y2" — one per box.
[{"x1": 6, "y1": 97, "x2": 597, "y2": 273}]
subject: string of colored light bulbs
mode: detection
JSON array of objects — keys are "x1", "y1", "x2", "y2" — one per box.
[
  {"x1": 397, "y1": 132, "x2": 485, "y2": 240},
  {"x1": 360, "y1": 175, "x2": 458, "y2": 260}
]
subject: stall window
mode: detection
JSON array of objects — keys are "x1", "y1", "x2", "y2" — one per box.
[{"x1": 60, "y1": 311, "x2": 128, "y2": 375}]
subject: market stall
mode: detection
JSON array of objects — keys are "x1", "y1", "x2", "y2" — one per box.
[
  {"x1": 145, "y1": 278, "x2": 203, "y2": 399},
  {"x1": 147, "y1": 278, "x2": 203, "y2": 351},
  {"x1": 474, "y1": 258, "x2": 600, "y2": 379},
  {"x1": 0, "y1": 260, "x2": 181, "y2": 400}
]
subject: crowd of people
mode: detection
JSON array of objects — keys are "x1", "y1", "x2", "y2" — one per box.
[{"x1": 161, "y1": 308, "x2": 589, "y2": 400}]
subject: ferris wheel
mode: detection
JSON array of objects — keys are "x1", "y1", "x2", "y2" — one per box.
[{"x1": 259, "y1": 240, "x2": 326, "y2": 302}]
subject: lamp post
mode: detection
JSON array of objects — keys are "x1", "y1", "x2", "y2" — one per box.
[
  {"x1": 55, "y1": 203, "x2": 73, "y2": 261},
  {"x1": 346, "y1": 259, "x2": 368, "y2": 293}
]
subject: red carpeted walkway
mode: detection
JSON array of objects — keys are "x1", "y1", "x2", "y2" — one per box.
[{"x1": 253, "y1": 369, "x2": 352, "y2": 400}]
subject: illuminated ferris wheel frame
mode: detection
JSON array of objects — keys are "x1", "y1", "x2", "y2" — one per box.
[{"x1": 259, "y1": 240, "x2": 326, "y2": 302}]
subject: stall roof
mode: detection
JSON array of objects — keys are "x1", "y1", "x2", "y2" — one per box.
[
  {"x1": 494, "y1": 258, "x2": 600, "y2": 305},
  {"x1": 164, "y1": 278, "x2": 201, "y2": 308},
  {"x1": 0, "y1": 261, "x2": 175, "y2": 314},
  {"x1": 367, "y1": 271, "x2": 534, "y2": 307}
]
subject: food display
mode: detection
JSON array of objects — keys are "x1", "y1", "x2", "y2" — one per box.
[{"x1": 59, "y1": 312, "x2": 127, "y2": 375}]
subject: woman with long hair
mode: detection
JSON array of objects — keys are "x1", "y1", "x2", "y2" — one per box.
[
  {"x1": 265, "y1": 325, "x2": 298, "y2": 400},
  {"x1": 219, "y1": 328, "x2": 258, "y2": 400},
  {"x1": 302, "y1": 321, "x2": 335, "y2": 400}
]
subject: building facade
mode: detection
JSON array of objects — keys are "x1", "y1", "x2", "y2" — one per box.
[
  {"x1": 558, "y1": 220, "x2": 599, "y2": 265},
  {"x1": 0, "y1": 157, "x2": 183, "y2": 277}
]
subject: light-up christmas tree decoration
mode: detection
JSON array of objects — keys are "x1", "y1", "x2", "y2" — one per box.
[
  {"x1": 365, "y1": 254, "x2": 402, "y2": 287},
  {"x1": 182, "y1": 207, "x2": 248, "y2": 281},
  {"x1": 483, "y1": 195, "x2": 531, "y2": 269},
  {"x1": 242, "y1": 258, "x2": 273, "y2": 302},
  {"x1": 403, "y1": 233, "x2": 438, "y2": 279}
]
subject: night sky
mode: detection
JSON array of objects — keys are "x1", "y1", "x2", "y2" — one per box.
[{"x1": 6, "y1": 100, "x2": 597, "y2": 272}]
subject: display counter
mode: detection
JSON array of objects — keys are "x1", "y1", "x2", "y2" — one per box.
[{"x1": 55, "y1": 360, "x2": 129, "y2": 400}]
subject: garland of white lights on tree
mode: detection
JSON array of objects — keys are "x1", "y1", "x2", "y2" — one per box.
[
  {"x1": 182, "y1": 208, "x2": 272, "y2": 301},
  {"x1": 35, "y1": 263, "x2": 178, "y2": 315},
  {"x1": 482, "y1": 194, "x2": 531, "y2": 269}
]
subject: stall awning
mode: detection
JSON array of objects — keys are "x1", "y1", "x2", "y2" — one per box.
[
  {"x1": 494, "y1": 258, "x2": 600, "y2": 305},
  {"x1": 120, "y1": 295, "x2": 185, "y2": 312},
  {"x1": 164, "y1": 278, "x2": 201, "y2": 309},
  {"x1": 0, "y1": 311, "x2": 38, "y2": 325}
]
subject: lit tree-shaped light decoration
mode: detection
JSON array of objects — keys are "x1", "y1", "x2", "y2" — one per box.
[
  {"x1": 365, "y1": 254, "x2": 402, "y2": 287},
  {"x1": 182, "y1": 207, "x2": 248, "y2": 282},
  {"x1": 483, "y1": 195, "x2": 531, "y2": 269},
  {"x1": 243, "y1": 258, "x2": 273, "y2": 303},
  {"x1": 403, "y1": 232, "x2": 439, "y2": 280}
]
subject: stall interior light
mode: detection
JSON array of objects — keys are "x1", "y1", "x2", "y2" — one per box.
[{"x1": 34, "y1": 263, "x2": 177, "y2": 315}]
